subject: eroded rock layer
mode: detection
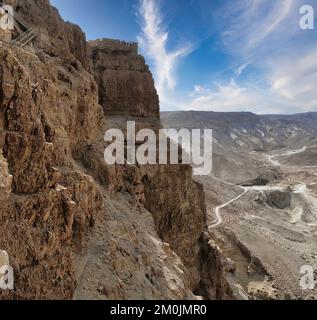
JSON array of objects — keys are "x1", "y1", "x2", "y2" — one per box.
[
  {"x1": 89, "y1": 39, "x2": 159, "y2": 118},
  {"x1": 0, "y1": 0, "x2": 232, "y2": 300}
]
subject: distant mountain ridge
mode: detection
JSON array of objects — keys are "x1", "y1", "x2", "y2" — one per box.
[
  {"x1": 161, "y1": 111, "x2": 317, "y2": 184},
  {"x1": 161, "y1": 111, "x2": 317, "y2": 152}
]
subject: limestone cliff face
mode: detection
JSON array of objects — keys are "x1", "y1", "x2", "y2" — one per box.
[
  {"x1": 89, "y1": 39, "x2": 159, "y2": 118},
  {"x1": 0, "y1": 39, "x2": 104, "y2": 299},
  {"x1": 0, "y1": 0, "x2": 232, "y2": 300},
  {"x1": 13, "y1": 0, "x2": 90, "y2": 70},
  {"x1": 86, "y1": 39, "x2": 232, "y2": 298}
]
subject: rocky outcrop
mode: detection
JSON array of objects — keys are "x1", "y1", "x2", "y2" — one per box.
[
  {"x1": 0, "y1": 0, "x2": 106, "y2": 297},
  {"x1": 0, "y1": 37, "x2": 104, "y2": 299},
  {"x1": 13, "y1": 0, "x2": 90, "y2": 70},
  {"x1": 265, "y1": 190, "x2": 292, "y2": 209},
  {"x1": 87, "y1": 36, "x2": 232, "y2": 299},
  {"x1": 142, "y1": 165, "x2": 209, "y2": 293},
  {"x1": 89, "y1": 39, "x2": 159, "y2": 118},
  {"x1": 254, "y1": 189, "x2": 292, "y2": 209},
  {"x1": 241, "y1": 172, "x2": 283, "y2": 187},
  {"x1": 0, "y1": 0, "x2": 232, "y2": 300},
  {"x1": 74, "y1": 192, "x2": 197, "y2": 300}
]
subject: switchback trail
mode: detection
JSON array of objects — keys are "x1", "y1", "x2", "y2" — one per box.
[{"x1": 208, "y1": 188, "x2": 249, "y2": 229}]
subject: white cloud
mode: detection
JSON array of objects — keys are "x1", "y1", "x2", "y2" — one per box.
[
  {"x1": 187, "y1": 0, "x2": 317, "y2": 114},
  {"x1": 187, "y1": 79, "x2": 270, "y2": 113},
  {"x1": 137, "y1": 0, "x2": 317, "y2": 114},
  {"x1": 234, "y1": 62, "x2": 250, "y2": 78},
  {"x1": 137, "y1": 0, "x2": 192, "y2": 105},
  {"x1": 270, "y1": 47, "x2": 317, "y2": 111},
  {"x1": 219, "y1": 0, "x2": 295, "y2": 54},
  {"x1": 186, "y1": 51, "x2": 317, "y2": 114}
]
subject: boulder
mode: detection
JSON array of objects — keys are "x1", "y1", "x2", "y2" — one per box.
[{"x1": 265, "y1": 190, "x2": 292, "y2": 209}]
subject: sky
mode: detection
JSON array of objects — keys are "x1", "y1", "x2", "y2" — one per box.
[{"x1": 50, "y1": 0, "x2": 317, "y2": 114}]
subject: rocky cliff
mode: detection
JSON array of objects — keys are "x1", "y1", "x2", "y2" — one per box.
[
  {"x1": 0, "y1": 0, "x2": 232, "y2": 300},
  {"x1": 89, "y1": 39, "x2": 159, "y2": 118}
]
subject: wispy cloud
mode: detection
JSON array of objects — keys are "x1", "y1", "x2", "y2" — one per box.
[
  {"x1": 137, "y1": 0, "x2": 316, "y2": 114},
  {"x1": 234, "y1": 62, "x2": 251, "y2": 78},
  {"x1": 187, "y1": 0, "x2": 317, "y2": 114},
  {"x1": 270, "y1": 46, "x2": 317, "y2": 112},
  {"x1": 219, "y1": 0, "x2": 295, "y2": 54},
  {"x1": 187, "y1": 79, "x2": 277, "y2": 114},
  {"x1": 137, "y1": 0, "x2": 192, "y2": 105}
]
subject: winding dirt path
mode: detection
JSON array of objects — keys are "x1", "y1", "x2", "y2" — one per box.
[
  {"x1": 266, "y1": 146, "x2": 308, "y2": 167},
  {"x1": 208, "y1": 146, "x2": 316, "y2": 229},
  {"x1": 208, "y1": 188, "x2": 249, "y2": 229},
  {"x1": 208, "y1": 184, "x2": 288, "y2": 229}
]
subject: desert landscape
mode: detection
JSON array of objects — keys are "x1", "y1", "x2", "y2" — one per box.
[
  {"x1": 162, "y1": 111, "x2": 317, "y2": 299},
  {"x1": 0, "y1": 0, "x2": 316, "y2": 301}
]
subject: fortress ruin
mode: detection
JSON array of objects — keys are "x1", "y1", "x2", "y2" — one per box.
[{"x1": 89, "y1": 38, "x2": 139, "y2": 54}]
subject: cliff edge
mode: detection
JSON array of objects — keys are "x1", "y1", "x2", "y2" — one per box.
[{"x1": 0, "y1": 0, "x2": 232, "y2": 300}]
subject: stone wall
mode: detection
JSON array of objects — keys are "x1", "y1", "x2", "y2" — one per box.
[{"x1": 89, "y1": 38, "x2": 138, "y2": 54}]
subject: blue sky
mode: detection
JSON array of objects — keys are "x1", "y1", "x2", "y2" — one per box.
[{"x1": 50, "y1": 0, "x2": 317, "y2": 114}]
